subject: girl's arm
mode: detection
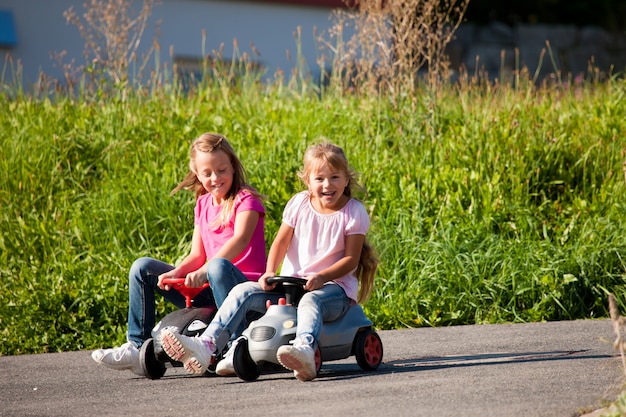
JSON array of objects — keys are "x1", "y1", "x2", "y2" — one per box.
[
  {"x1": 157, "y1": 225, "x2": 206, "y2": 289},
  {"x1": 304, "y1": 233, "x2": 365, "y2": 292},
  {"x1": 259, "y1": 222, "x2": 294, "y2": 290}
]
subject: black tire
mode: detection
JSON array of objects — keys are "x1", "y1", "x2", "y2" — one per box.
[
  {"x1": 233, "y1": 338, "x2": 260, "y2": 381},
  {"x1": 140, "y1": 338, "x2": 166, "y2": 379},
  {"x1": 354, "y1": 329, "x2": 383, "y2": 371}
]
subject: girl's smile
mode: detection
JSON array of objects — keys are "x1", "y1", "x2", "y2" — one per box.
[{"x1": 193, "y1": 149, "x2": 234, "y2": 205}]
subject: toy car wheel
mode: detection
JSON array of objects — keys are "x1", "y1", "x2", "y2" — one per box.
[
  {"x1": 140, "y1": 338, "x2": 166, "y2": 379},
  {"x1": 233, "y1": 337, "x2": 261, "y2": 381},
  {"x1": 354, "y1": 329, "x2": 383, "y2": 371}
]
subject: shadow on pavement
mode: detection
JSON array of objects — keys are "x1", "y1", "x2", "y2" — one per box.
[{"x1": 310, "y1": 350, "x2": 616, "y2": 381}]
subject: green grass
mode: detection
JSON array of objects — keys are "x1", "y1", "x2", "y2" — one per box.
[{"x1": 2, "y1": 73, "x2": 626, "y2": 355}]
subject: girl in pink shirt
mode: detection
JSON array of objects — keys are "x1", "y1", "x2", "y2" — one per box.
[
  {"x1": 92, "y1": 133, "x2": 266, "y2": 376},
  {"x1": 160, "y1": 141, "x2": 378, "y2": 381}
]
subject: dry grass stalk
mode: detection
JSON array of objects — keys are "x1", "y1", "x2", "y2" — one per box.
[
  {"x1": 609, "y1": 293, "x2": 626, "y2": 374},
  {"x1": 319, "y1": 0, "x2": 469, "y2": 98},
  {"x1": 63, "y1": 0, "x2": 159, "y2": 86}
]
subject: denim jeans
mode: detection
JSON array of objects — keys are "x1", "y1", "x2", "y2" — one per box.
[
  {"x1": 296, "y1": 283, "x2": 351, "y2": 343},
  {"x1": 205, "y1": 280, "x2": 351, "y2": 352},
  {"x1": 127, "y1": 257, "x2": 248, "y2": 347}
]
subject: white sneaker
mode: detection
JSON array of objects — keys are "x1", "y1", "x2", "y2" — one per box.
[
  {"x1": 161, "y1": 329, "x2": 215, "y2": 375},
  {"x1": 216, "y1": 338, "x2": 241, "y2": 376},
  {"x1": 91, "y1": 342, "x2": 143, "y2": 376},
  {"x1": 276, "y1": 335, "x2": 317, "y2": 381}
]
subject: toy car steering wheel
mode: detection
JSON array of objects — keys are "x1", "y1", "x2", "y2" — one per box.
[
  {"x1": 266, "y1": 276, "x2": 307, "y2": 286},
  {"x1": 266, "y1": 276, "x2": 307, "y2": 306}
]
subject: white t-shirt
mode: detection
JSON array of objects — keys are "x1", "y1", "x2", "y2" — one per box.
[{"x1": 279, "y1": 191, "x2": 370, "y2": 302}]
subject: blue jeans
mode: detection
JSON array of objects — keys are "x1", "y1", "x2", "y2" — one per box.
[
  {"x1": 205, "y1": 281, "x2": 351, "y2": 352},
  {"x1": 127, "y1": 257, "x2": 248, "y2": 347}
]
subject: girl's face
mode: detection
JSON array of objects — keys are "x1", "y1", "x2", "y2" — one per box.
[
  {"x1": 306, "y1": 160, "x2": 349, "y2": 213},
  {"x1": 193, "y1": 149, "x2": 234, "y2": 205}
]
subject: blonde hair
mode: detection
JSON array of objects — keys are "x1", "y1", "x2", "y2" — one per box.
[
  {"x1": 298, "y1": 141, "x2": 379, "y2": 303},
  {"x1": 171, "y1": 132, "x2": 264, "y2": 228}
]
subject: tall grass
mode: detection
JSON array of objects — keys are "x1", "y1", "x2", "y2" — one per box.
[{"x1": 2, "y1": 73, "x2": 626, "y2": 355}]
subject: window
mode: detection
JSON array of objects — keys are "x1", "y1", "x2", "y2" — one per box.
[{"x1": 0, "y1": 10, "x2": 17, "y2": 48}]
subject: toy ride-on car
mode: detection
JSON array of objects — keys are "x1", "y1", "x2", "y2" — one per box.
[
  {"x1": 139, "y1": 278, "x2": 217, "y2": 379},
  {"x1": 232, "y1": 276, "x2": 383, "y2": 381}
]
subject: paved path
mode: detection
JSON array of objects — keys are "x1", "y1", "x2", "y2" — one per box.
[{"x1": 0, "y1": 319, "x2": 623, "y2": 417}]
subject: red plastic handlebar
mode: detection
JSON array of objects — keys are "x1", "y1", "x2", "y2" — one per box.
[{"x1": 161, "y1": 278, "x2": 210, "y2": 308}]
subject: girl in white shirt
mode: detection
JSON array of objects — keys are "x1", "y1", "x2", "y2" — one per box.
[{"x1": 160, "y1": 141, "x2": 378, "y2": 381}]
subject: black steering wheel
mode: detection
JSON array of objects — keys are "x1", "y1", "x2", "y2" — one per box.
[
  {"x1": 266, "y1": 276, "x2": 307, "y2": 286},
  {"x1": 266, "y1": 276, "x2": 307, "y2": 306}
]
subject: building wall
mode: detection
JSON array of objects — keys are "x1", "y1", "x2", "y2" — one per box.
[
  {"x1": 0, "y1": 0, "x2": 342, "y2": 86},
  {"x1": 1, "y1": 0, "x2": 625, "y2": 87}
]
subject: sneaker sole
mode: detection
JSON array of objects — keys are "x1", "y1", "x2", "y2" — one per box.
[
  {"x1": 215, "y1": 362, "x2": 236, "y2": 377},
  {"x1": 277, "y1": 350, "x2": 316, "y2": 381},
  {"x1": 91, "y1": 350, "x2": 141, "y2": 374},
  {"x1": 183, "y1": 359, "x2": 205, "y2": 375},
  {"x1": 161, "y1": 330, "x2": 206, "y2": 375},
  {"x1": 93, "y1": 360, "x2": 144, "y2": 375}
]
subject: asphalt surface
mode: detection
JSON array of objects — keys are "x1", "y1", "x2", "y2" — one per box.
[{"x1": 0, "y1": 319, "x2": 623, "y2": 417}]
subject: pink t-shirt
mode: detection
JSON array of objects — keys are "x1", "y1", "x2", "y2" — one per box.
[
  {"x1": 194, "y1": 189, "x2": 266, "y2": 281},
  {"x1": 280, "y1": 191, "x2": 370, "y2": 302}
]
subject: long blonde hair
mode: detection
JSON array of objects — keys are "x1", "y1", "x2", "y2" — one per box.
[
  {"x1": 298, "y1": 141, "x2": 379, "y2": 303},
  {"x1": 171, "y1": 132, "x2": 264, "y2": 228}
]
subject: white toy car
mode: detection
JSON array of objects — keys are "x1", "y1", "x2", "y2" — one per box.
[{"x1": 232, "y1": 276, "x2": 383, "y2": 381}]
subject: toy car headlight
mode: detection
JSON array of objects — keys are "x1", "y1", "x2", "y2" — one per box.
[{"x1": 250, "y1": 326, "x2": 277, "y2": 341}]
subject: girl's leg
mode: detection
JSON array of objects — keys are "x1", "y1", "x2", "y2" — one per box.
[
  {"x1": 205, "y1": 281, "x2": 283, "y2": 352},
  {"x1": 295, "y1": 283, "x2": 351, "y2": 344},
  {"x1": 128, "y1": 257, "x2": 219, "y2": 347},
  {"x1": 276, "y1": 283, "x2": 350, "y2": 381},
  {"x1": 206, "y1": 258, "x2": 260, "y2": 339},
  {"x1": 128, "y1": 257, "x2": 195, "y2": 347},
  {"x1": 161, "y1": 281, "x2": 283, "y2": 375},
  {"x1": 93, "y1": 256, "x2": 202, "y2": 374},
  {"x1": 205, "y1": 257, "x2": 249, "y2": 307}
]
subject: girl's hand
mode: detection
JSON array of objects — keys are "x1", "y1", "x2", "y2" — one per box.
[
  {"x1": 157, "y1": 271, "x2": 177, "y2": 291},
  {"x1": 304, "y1": 274, "x2": 325, "y2": 291},
  {"x1": 259, "y1": 272, "x2": 277, "y2": 291},
  {"x1": 185, "y1": 270, "x2": 208, "y2": 288}
]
